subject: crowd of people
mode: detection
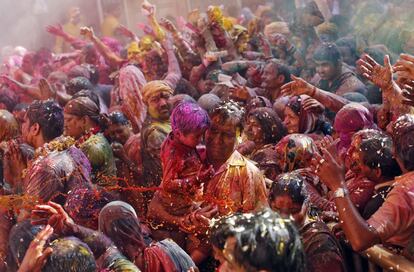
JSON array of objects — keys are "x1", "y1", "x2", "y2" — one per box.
[{"x1": 1, "y1": 0, "x2": 414, "y2": 271}]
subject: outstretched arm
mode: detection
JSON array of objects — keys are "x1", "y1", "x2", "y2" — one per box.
[
  {"x1": 46, "y1": 24, "x2": 87, "y2": 50},
  {"x1": 81, "y1": 26, "x2": 124, "y2": 68},
  {"x1": 281, "y1": 75, "x2": 349, "y2": 112},
  {"x1": 162, "y1": 37, "x2": 182, "y2": 88},
  {"x1": 311, "y1": 148, "x2": 381, "y2": 252}
]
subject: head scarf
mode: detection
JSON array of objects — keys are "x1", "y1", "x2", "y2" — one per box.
[
  {"x1": 98, "y1": 201, "x2": 146, "y2": 253},
  {"x1": 287, "y1": 96, "x2": 321, "y2": 134},
  {"x1": 119, "y1": 65, "x2": 147, "y2": 132},
  {"x1": 248, "y1": 107, "x2": 286, "y2": 145},
  {"x1": 142, "y1": 80, "x2": 174, "y2": 104},
  {"x1": 0, "y1": 110, "x2": 19, "y2": 142},
  {"x1": 264, "y1": 21, "x2": 290, "y2": 38},
  {"x1": 65, "y1": 97, "x2": 100, "y2": 123},
  {"x1": 64, "y1": 187, "x2": 115, "y2": 230},
  {"x1": 275, "y1": 134, "x2": 319, "y2": 173},
  {"x1": 334, "y1": 103, "x2": 377, "y2": 152}
]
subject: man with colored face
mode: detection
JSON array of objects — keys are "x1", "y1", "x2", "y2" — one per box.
[
  {"x1": 261, "y1": 59, "x2": 292, "y2": 102},
  {"x1": 204, "y1": 101, "x2": 268, "y2": 215},
  {"x1": 313, "y1": 43, "x2": 367, "y2": 96},
  {"x1": 140, "y1": 81, "x2": 174, "y2": 188}
]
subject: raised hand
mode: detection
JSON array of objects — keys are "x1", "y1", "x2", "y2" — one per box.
[
  {"x1": 38, "y1": 78, "x2": 56, "y2": 100},
  {"x1": 401, "y1": 79, "x2": 414, "y2": 106},
  {"x1": 116, "y1": 24, "x2": 136, "y2": 40},
  {"x1": 80, "y1": 26, "x2": 95, "y2": 40},
  {"x1": 281, "y1": 75, "x2": 316, "y2": 97},
  {"x1": 357, "y1": 54, "x2": 393, "y2": 90},
  {"x1": 160, "y1": 18, "x2": 178, "y2": 34},
  {"x1": 31, "y1": 201, "x2": 75, "y2": 236},
  {"x1": 141, "y1": 0, "x2": 156, "y2": 16},
  {"x1": 46, "y1": 24, "x2": 65, "y2": 37},
  {"x1": 302, "y1": 97, "x2": 325, "y2": 113},
  {"x1": 17, "y1": 225, "x2": 54, "y2": 272},
  {"x1": 310, "y1": 147, "x2": 345, "y2": 191},
  {"x1": 394, "y1": 54, "x2": 414, "y2": 81}
]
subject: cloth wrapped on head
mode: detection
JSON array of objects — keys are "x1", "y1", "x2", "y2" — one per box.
[{"x1": 142, "y1": 80, "x2": 174, "y2": 104}]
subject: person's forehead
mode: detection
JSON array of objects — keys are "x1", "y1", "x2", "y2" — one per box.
[{"x1": 314, "y1": 60, "x2": 333, "y2": 66}]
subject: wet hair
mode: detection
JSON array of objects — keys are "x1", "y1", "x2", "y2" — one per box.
[
  {"x1": 65, "y1": 77, "x2": 93, "y2": 95},
  {"x1": 175, "y1": 78, "x2": 200, "y2": 100},
  {"x1": 265, "y1": 59, "x2": 292, "y2": 85},
  {"x1": 42, "y1": 237, "x2": 96, "y2": 272},
  {"x1": 248, "y1": 107, "x2": 287, "y2": 144},
  {"x1": 210, "y1": 209, "x2": 305, "y2": 272},
  {"x1": 210, "y1": 100, "x2": 245, "y2": 131},
  {"x1": 392, "y1": 114, "x2": 414, "y2": 171},
  {"x1": 171, "y1": 101, "x2": 210, "y2": 134},
  {"x1": 313, "y1": 43, "x2": 342, "y2": 66},
  {"x1": 269, "y1": 172, "x2": 307, "y2": 205},
  {"x1": 9, "y1": 220, "x2": 45, "y2": 265},
  {"x1": 26, "y1": 100, "x2": 64, "y2": 141},
  {"x1": 168, "y1": 94, "x2": 196, "y2": 110},
  {"x1": 108, "y1": 111, "x2": 130, "y2": 126},
  {"x1": 359, "y1": 135, "x2": 401, "y2": 178}
]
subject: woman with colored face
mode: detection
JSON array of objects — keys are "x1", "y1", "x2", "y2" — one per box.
[
  {"x1": 283, "y1": 95, "x2": 332, "y2": 138},
  {"x1": 269, "y1": 173, "x2": 346, "y2": 272}
]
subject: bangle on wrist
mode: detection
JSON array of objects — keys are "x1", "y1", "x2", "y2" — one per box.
[{"x1": 332, "y1": 187, "x2": 348, "y2": 199}]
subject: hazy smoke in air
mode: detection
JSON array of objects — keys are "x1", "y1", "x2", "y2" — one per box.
[{"x1": 0, "y1": 0, "x2": 100, "y2": 52}]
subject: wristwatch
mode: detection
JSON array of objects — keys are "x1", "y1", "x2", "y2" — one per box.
[{"x1": 332, "y1": 187, "x2": 349, "y2": 199}]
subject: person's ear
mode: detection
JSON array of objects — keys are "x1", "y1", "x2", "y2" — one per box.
[
  {"x1": 373, "y1": 168, "x2": 382, "y2": 180},
  {"x1": 277, "y1": 74, "x2": 285, "y2": 85},
  {"x1": 31, "y1": 123, "x2": 41, "y2": 136}
]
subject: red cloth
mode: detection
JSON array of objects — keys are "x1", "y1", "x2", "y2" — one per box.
[
  {"x1": 143, "y1": 244, "x2": 178, "y2": 272},
  {"x1": 158, "y1": 133, "x2": 205, "y2": 216}
]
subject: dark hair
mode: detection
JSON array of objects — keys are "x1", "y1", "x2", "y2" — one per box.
[
  {"x1": 13, "y1": 103, "x2": 29, "y2": 112},
  {"x1": 313, "y1": 43, "x2": 342, "y2": 65},
  {"x1": 65, "y1": 77, "x2": 93, "y2": 95},
  {"x1": 72, "y1": 90, "x2": 101, "y2": 109},
  {"x1": 210, "y1": 101, "x2": 245, "y2": 131},
  {"x1": 9, "y1": 220, "x2": 45, "y2": 265},
  {"x1": 359, "y1": 136, "x2": 401, "y2": 178},
  {"x1": 269, "y1": 172, "x2": 307, "y2": 205},
  {"x1": 26, "y1": 100, "x2": 64, "y2": 141},
  {"x1": 335, "y1": 37, "x2": 357, "y2": 57},
  {"x1": 108, "y1": 111, "x2": 130, "y2": 126},
  {"x1": 392, "y1": 114, "x2": 414, "y2": 171},
  {"x1": 265, "y1": 59, "x2": 292, "y2": 85},
  {"x1": 248, "y1": 107, "x2": 287, "y2": 144},
  {"x1": 42, "y1": 237, "x2": 96, "y2": 272},
  {"x1": 0, "y1": 89, "x2": 17, "y2": 111},
  {"x1": 211, "y1": 209, "x2": 305, "y2": 272}
]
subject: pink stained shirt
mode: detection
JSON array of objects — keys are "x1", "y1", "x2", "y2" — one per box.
[{"x1": 367, "y1": 171, "x2": 414, "y2": 248}]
